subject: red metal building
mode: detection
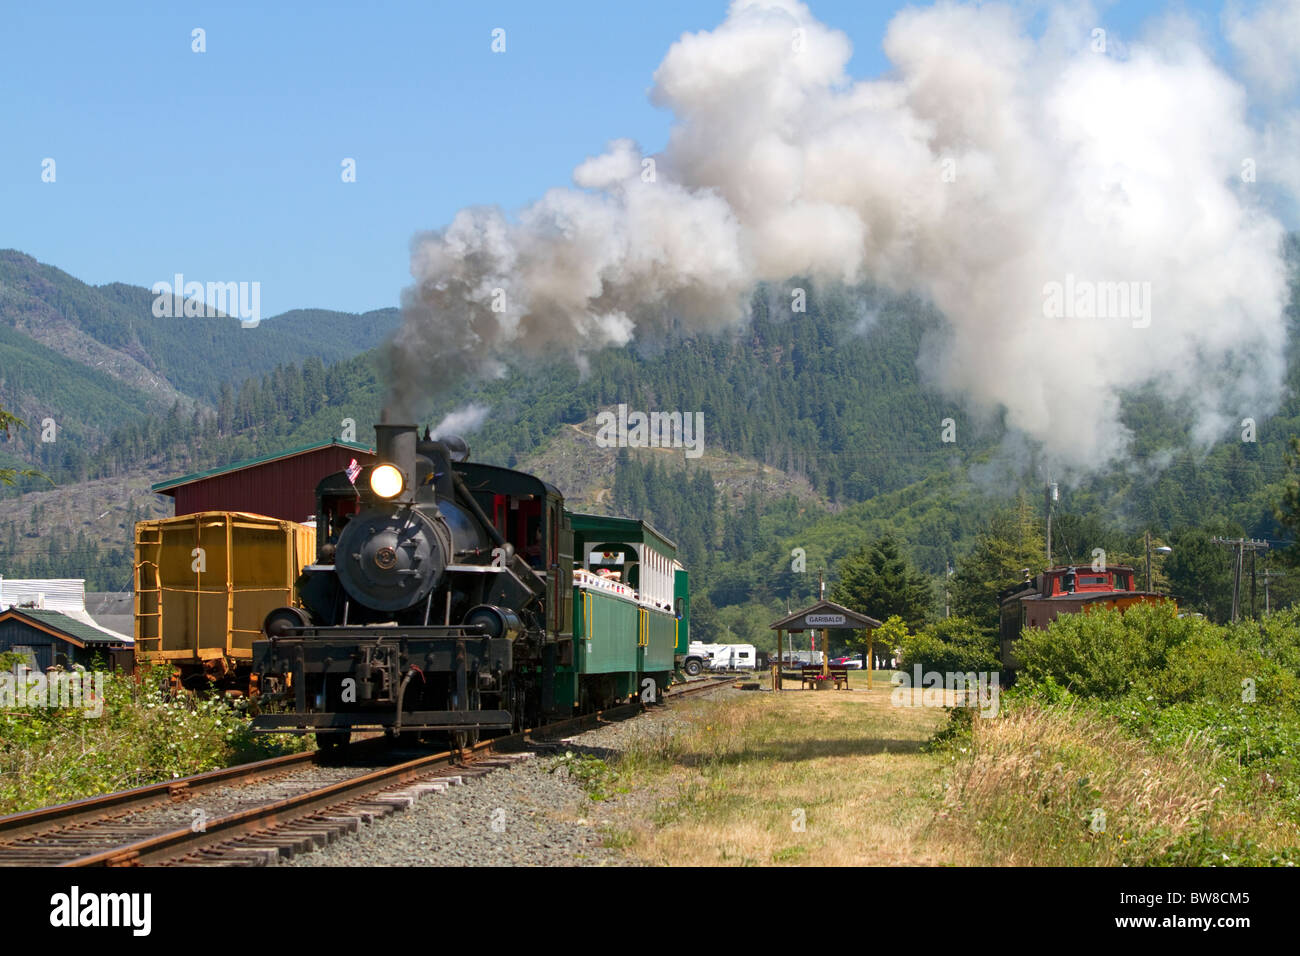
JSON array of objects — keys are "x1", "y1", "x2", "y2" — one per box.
[{"x1": 152, "y1": 440, "x2": 377, "y2": 522}]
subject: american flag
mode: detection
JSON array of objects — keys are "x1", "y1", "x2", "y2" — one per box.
[{"x1": 345, "y1": 458, "x2": 361, "y2": 484}]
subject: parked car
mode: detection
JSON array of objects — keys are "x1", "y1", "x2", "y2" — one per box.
[{"x1": 830, "y1": 654, "x2": 864, "y2": 669}]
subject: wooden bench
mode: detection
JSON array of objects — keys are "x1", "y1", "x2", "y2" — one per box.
[{"x1": 801, "y1": 665, "x2": 851, "y2": 690}]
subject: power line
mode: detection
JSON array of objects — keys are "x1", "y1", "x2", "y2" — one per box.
[{"x1": 1210, "y1": 537, "x2": 1270, "y2": 622}]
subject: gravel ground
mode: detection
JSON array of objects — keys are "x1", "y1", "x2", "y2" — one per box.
[
  {"x1": 125, "y1": 766, "x2": 375, "y2": 829},
  {"x1": 279, "y1": 686, "x2": 734, "y2": 866},
  {"x1": 279, "y1": 755, "x2": 622, "y2": 866}
]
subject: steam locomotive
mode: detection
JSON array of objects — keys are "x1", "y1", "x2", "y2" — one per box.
[{"x1": 249, "y1": 421, "x2": 689, "y2": 749}]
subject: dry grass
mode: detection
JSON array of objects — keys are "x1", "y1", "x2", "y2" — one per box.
[
  {"x1": 585, "y1": 684, "x2": 963, "y2": 866},
  {"x1": 937, "y1": 702, "x2": 1300, "y2": 865},
  {"x1": 566, "y1": 683, "x2": 1300, "y2": 866}
]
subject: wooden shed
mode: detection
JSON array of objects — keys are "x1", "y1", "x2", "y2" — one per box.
[
  {"x1": 151, "y1": 439, "x2": 376, "y2": 522},
  {"x1": 0, "y1": 607, "x2": 133, "y2": 672}
]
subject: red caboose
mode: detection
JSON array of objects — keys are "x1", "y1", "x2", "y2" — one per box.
[{"x1": 998, "y1": 565, "x2": 1169, "y2": 672}]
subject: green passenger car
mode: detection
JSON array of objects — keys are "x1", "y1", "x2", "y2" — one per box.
[{"x1": 567, "y1": 512, "x2": 682, "y2": 707}]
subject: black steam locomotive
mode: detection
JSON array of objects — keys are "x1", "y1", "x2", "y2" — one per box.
[{"x1": 250, "y1": 421, "x2": 576, "y2": 749}]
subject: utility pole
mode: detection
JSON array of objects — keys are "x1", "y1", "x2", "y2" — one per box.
[
  {"x1": 1233, "y1": 546, "x2": 1243, "y2": 621},
  {"x1": 944, "y1": 560, "x2": 952, "y2": 619},
  {"x1": 1251, "y1": 548, "x2": 1258, "y2": 618},
  {"x1": 1211, "y1": 538, "x2": 1270, "y2": 622},
  {"x1": 818, "y1": 568, "x2": 827, "y2": 675},
  {"x1": 1045, "y1": 482, "x2": 1058, "y2": 566},
  {"x1": 1145, "y1": 531, "x2": 1151, "y2": 592},
  {"x1": 810, "y1": 568, "x2": 821, "y2": 665}
]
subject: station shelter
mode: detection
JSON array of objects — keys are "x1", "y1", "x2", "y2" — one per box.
[{"x1": 769, "y1": 600, "x2": 881, "y2": 690}]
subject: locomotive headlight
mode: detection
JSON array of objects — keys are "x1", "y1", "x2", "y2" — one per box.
[{"x1": 369, "y1": 463, "x2": 404, "y2": 498}]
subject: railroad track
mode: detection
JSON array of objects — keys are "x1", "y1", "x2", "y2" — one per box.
[{"x1": 0, "y1": 674, "x2": 737, "y2": 867}]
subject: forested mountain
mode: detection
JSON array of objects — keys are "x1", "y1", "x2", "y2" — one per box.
[
  {"x1": 0, "y1": 249, "x2": 399, "y2": 472},
  {"x1": 3, "y1": 243, "x2": 1300, "y2": 637}
]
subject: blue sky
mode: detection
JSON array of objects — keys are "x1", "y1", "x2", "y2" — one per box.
[{"x1": 0, "y1": 0, "x2": 1236, "y2": 315}]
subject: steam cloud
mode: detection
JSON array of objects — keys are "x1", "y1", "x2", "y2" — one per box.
[
  {"x1": 432, "y1": 402, "x2": 491, "y2": 439},
  {"x1": 391, "y1": 0, "x2": 1299, "y2": 472}
]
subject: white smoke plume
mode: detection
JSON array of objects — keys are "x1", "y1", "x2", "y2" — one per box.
[
  {"x1": 391, "y1": 0, "x2": 1299, "y2": 472},
  {"x1": 432, "y1": 402, "x2": 491, "y2": 439}
]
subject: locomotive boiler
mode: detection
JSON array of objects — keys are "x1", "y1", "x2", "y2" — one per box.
[{"x1": 249, "y1": 420, "x2": 574, "y2": 749}]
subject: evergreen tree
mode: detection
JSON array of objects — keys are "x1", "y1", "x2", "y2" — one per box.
[
  {"x1": 0, "y1": 406, "x2": 46, "y2": 488},
  {"x1": 217, "y1": 381, "x2": 234, "y2": 436},
  {"x1": 689, "y1": 593, "x2": 720, "y2": 643},
  {"x1": 302, "y1": 356, "x2": 326, "y2": 414},
  {"x1": 830, "y1": 534, "x2": 933, "y2": 631},
  {"x1": 949, "y1": 496, "x2": 1045, "y2": 631},
  {"x1": 1276, "y1": 436, "x2": 1300, "y2": 567}
]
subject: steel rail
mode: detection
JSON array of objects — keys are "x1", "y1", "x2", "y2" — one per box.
[
  {"x1": 67, "y1": 674, "x2": 739, "y2": 866},
  {"x1": 0, "y1": 674, "x2": 737, "y2": 866},
  {"x1": 0, "y1": 749, "x2": 319, "y2": 844}
]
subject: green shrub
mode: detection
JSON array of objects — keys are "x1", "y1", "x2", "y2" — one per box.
[
  {"x1": 1018, "y1": 602, "x2": 1300, "y2": 706},
  {"x1": 549, "y1": 751, "x2": 629, "y2": 801},
  {"x1": 923, "y1": 704, "x2": 975, "y2": 752},
  {"x1": 1011, "y1": 604, "x2": 1300, "y2": 839},
  {"x1": 1015, "y1": 602, "x2": 1203, "y2": 697},
  {"x1": 1157, "y1": 634, "x2": 1299, "y2": 707},
  {"x1": 899, "y1": 616, "x2": 999, "y2": 673},
  {"x1": 0, "y1": 665, "x2": 306, "y2": 814}
]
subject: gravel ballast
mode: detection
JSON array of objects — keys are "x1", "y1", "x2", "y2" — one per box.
[
  {"x1": 278, "y1": 754, "x2": 621, "y2": 866},
  {"x1": 279, "y1": 684, "x2": 733, "y2": 866}
]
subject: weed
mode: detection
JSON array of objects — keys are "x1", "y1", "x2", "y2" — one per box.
[{"x1": 549, "y1": 751, "x2": 628, "y2": 801}]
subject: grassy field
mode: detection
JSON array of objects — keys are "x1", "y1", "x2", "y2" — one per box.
[
  {"x1": 576, "y1": 682, "x2": 963, "y2": 866},
  {"x1": 563, "y1": 678, "x2": 1300, "y2": 866}
]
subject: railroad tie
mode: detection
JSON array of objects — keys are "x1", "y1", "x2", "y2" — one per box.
[{"x1": 159, "y1": 749, "x2": 533, "y2": 866}]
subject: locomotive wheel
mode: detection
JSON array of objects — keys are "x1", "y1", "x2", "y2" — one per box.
[
  {"x1": 453, "y1": 687, "x2": 481, "y2": 751},
  {"x1": 507, "y1": 677, "x2": 526, "y2": 732},
  {"x1": 470, "y1": 685, "x2": 481, "y2": 742},
  {"x1": 452, "y1": 727, "x2": 480, "y2": 751}
]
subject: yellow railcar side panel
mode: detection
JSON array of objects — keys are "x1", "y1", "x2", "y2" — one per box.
[{"x1": 134, "y1": 512, "x2": 315, "y2": 665}]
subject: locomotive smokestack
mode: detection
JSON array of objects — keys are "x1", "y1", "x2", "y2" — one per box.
[{"x1": 374, "y1": 422, "x2": 418, "y2": 503}]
